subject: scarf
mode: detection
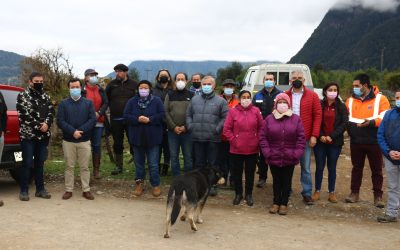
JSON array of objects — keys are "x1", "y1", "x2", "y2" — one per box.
[
  {"x1": 137, "y1": 95, "x2": 153, "y2": 109},
  {"x1": 272, "y1": 109, "x2": 293, "y2": 120}
]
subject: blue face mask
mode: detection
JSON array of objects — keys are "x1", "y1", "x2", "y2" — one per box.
[
  {"x1": 396, "y1": 100, "x2": 400, "y2": 108},
  {"x1": 224, "y1": 88, "x2": 233, "y2": 95},
  {"x1": 70, "y1": 88, "x2": 81, "y2": 99},
  {"x1": 202, "y1": 85, "x2": 213, "y2": 94},
  {"x1": 264, "y1": 80, "x2": 274, "y2": 88},
  {"x1": 89, "y1": 76, "x2": 98, "y2": 85},
  {"x1": 353, "y1": 87, "x2": 362, "y2": 97}
]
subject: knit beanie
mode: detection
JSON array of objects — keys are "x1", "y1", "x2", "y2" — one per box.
[{"x1": 274, "y1": 93, "x2": 291, "y2": 109}]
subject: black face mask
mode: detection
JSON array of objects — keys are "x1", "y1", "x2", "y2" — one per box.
[
  {"x1": 159, "y1": 76, "x2": 169, "y2": 84},
  {"x1": 33, "y1": 83, "x2": 43, "y2": 93},
  {"x1": 292, "y1": 80, "x2": 303, "y2": 89},
  {"x1": 192, "y1": 82, "x2": 201, "y2": 89}
]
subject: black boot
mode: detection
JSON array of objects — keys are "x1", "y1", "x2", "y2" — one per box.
[
  {"x1": 245, "y1": 194, "x2": 254, "y2": 206},
  {"x1": 92, "y1": 153, "x2": 101, "y2": 179},
  {"x1": 111, "y1": 154, "x2": 123, "y2": 175},
  {"x1": 233, "y1": 194, "x2": 243, "y2": 205},
  {"x1": 161, "y1": 163, "x2": 169, "y2": 176}
]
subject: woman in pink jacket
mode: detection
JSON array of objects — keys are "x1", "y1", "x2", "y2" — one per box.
[{"x1": 223, "y1": 90, "x2": 263, "y2": 206}]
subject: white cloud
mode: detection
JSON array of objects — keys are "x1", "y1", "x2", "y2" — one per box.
[
  {"x1": 333, "y1": 0, "x2": 400, "y2": 12},
  {"x1": 2, "y1": 0, "x2": 393, "y2": 77}
]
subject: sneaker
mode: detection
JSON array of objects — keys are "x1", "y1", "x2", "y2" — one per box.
[
  {"x1": 377, "y1": 214, "x2": 398, "y2": 223},
  {"x1": 328, "y1": 192, "x2": 338, "y2": 203},
  {"x1": 19, "y1": 192, "x2": 29, "y2": 201},
  {"x1": 345, "y1": 193, "x2": 359, "y2": 203},
  {"x1": 256, "y1": 179, "x2": 266, "y2": 188},
  {"x1": 269, "y1": 204, "x2": 279, "y2": 214},
  {"x1": 374, "y1": 197, "x2": 385, "y2": 208},
  {"x1": 35, "y1": 190, "x2": 51, "y2": 199},
  {"x1": 312, "y1": 191, "x2": 320, "y2": 201},
  {"x1": 152, "y1": 186, "x2": 161, "y2": 197},
  {"x1": 303, "y1": 195, "x2": 314, "y2": 205}
]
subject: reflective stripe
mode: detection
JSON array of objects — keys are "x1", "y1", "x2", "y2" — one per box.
[{"x1": 348, "y1": 93, "x2": 386, "y2": 123}]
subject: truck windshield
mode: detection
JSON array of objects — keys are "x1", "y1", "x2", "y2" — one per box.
[{"x1": 2, "y1": 89, "x2": 20, "y2": 111}]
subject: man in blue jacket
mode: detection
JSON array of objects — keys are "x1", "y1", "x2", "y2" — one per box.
[
  {"x1": 377, "y1": 89, "x2": 400, "y2": 223},
  {"x1": 57, "y1": 78, "x2": 97, "y2": 200}
]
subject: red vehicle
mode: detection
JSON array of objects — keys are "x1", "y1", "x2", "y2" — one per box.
[{"x1": 0, "y1": 84, "x2": 24, "y2": 182}]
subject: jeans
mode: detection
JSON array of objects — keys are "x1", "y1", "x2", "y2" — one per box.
[
  {"x1": 313, "y1": 142, "x2": 342, "y2": 193},
  {"x1": 193, "y1": 141, "x2": 219, "y2": 169},
  {"x1": 133, "y1": 145, "x2": 160, "y2": 187},
  {"x1": 218, "y1": 141, "x2": 232, "y2": 179},
  {"x1": 270, "y1": 165, "x2": 295, "y2": 206},
  {"x1": 159, "y1": 129, "x2": 170, "y2": 165},
  {"x1": 300, "y1": 141, "x2": 312, "y2": 197},
  {"x1": 168, "y1": 131, "x2": 192, "y2": 176},
  {"x1": 231, "y1": 154, "x2": 257, "y2": 195},
  {"x1": 111, "y1": 119, "x2": 132, "y2": 156},
  {"x1": 20, "y1": 139, "x2": 49, "y2": 193},
  {"x1": 383, "y1": 157, "x2": 400, "y2": 217},
  {"x1": 350, "y1": 143, "x2": 383, "y2": 197},
  {"x1": 90, "y1": 126, "x2": 104, "y2": 155}
]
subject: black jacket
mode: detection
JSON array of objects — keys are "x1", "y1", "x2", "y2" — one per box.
[
  {"x1": 105, "y1": 78, "x2": 137, "y2": 119},
  {"x1": 152, "y1": 83, "x2": 171, "y2": 103},
  {"x1": 0, "y1": 91, "x2": 7, "y2": 134},
  {"x1": 318, "y1": 98, "x2": 348, "y2": 147},
  {"x1": 252, "y1": 87, "x2": 282, "y2": 118}
]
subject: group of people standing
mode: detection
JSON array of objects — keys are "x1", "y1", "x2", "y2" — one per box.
[{"x1": 1, "y1": 65, "x2": 400, "y2": 224}]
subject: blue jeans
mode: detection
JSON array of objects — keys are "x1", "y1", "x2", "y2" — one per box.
[
  {"x1": 313, "y1": 142, "x2": 342, "y2": 193},
  {"x1": 300, "y1": 141, "x2": 312, "y2": 197},
  {"x1": 20, "y1": 139, "x2": 49, "y2": 193},
  {"x1": 90, "y1": 127, "x2": 104, "y2": 155},
  {"x1": 133, "y1": 145, "x2": 160, "y2": 187},
  {"x1": 193, "y1": 141, "x2": 219, "y2": 169},
  {"x1": 168, "y1": 131, "x2": 193, "y2": 176}
]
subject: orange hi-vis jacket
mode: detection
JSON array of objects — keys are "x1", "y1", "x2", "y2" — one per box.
[{"x1": 346, "y1": 86, "x2": 390, "y2": 144}]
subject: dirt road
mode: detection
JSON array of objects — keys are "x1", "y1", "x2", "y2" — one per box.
[{"x1": 1, "y1": 176, "x2": 399, "y2": 250}]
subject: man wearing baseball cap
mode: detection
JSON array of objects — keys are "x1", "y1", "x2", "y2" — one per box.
[{"x1": 105, "y1": 64, "x2": 137, "y2": 175}]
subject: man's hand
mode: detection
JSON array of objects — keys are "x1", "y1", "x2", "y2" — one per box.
[
  {"x1": 179, "y1": 126, "x2": 186, "y2": 133},
  {"x1": 389, "y1": 150, "x2": 400, "y2": 160},
  {"x1": 73, "y1": 130, "x2": 83, "y2": 139},
  {"x1": 357, "y1": 119, "x2": 370, "y2": 127},
  {"x1": 309, "y1": 136, "x2": 317, "y2": 147},
  {"x1": 174, "y1": 126, "x2": 181, "y2": 134},
  {"x1": 320, "y1": 136, "x2": 326, "y2": 143},
  {"x1": 95, "y1": 112, "x2": 100, "y2": 119},
  {"x1": 325, "y1": 136, "x2": 333, "y2": 143},
  {"x1": 40, "y1": 123, "x2": 49, "y2": 132}
]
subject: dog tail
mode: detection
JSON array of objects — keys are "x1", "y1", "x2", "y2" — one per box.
[{"x1": 170, "y1": 190, "x2": 184, "y2": 225}]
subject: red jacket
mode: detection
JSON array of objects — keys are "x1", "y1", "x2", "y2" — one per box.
[
  {"x1": 285, "y1": 86, "x2": 322, "y2": 140},
  {"x1": 223, "y1": 104, "x2": 263, "y2": 155}
]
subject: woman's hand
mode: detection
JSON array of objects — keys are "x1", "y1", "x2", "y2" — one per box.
[{"x1": 138, "y1": 116, "x2": 150, "y2": 124}]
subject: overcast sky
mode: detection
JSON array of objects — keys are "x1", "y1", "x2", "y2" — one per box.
[{"x1": 1, "y1": 0, "x2": 399, "y2": 77}]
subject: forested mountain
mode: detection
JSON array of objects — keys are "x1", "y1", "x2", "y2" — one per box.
[{"x1": 0, "y1": 50, "x2": 23, "y2": 83}]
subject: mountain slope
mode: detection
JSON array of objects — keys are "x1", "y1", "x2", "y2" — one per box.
[{"x1": 0, "y1": 50, "x2": 24, "y2": 83}]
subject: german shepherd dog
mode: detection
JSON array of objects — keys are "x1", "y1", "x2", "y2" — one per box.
[{"x1": 164, "y1": 167, "x2": 225, "y2": 238}]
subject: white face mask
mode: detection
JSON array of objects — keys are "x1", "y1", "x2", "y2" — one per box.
[
  {"x1": 176, "y1": 80, "x2": 186, "y2": 90},
  {"x1": 241, "y1": 99, "x2": 251, "y2": 108},
  {"x1": 277, "y1": 103, "x2": 289, "y2": 113}
]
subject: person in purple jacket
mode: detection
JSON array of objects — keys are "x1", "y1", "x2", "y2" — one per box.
[
  {"x1": 260, "y1": 93, "x2": 306, "y2": 215},
  {"x1": 223, "y1": 90, "x2": 263, "y2": 206}
]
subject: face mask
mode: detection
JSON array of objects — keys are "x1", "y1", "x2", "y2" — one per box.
[
  {"x1": 396, "y1": 100, "x2": 400, "y2": 108},
  {"x1": 241, "y1": 99, "x2": 251, "y2": 108},
  {"x1": 33, "y1": 83, "x2": 43, "y2": 92},
  {"x1": 139, "y1": 88, "x2": 150, "y2": 97},
  {"x1": 88, "y1": 76, "x2": 98, "y2": 85},
  {"x1": 192, "y1": 82, "x2": 201, "y2": 89},
  {"x1": 176, "y1": 80, "x2": 186, "y2": 90},
  {"x1": 70, "y1": 88, "x2": 81, "y2": 99},
  {"x1": 292, "y1": 80, "x2": 303, "y2": 89},
  {"x1": 159, "y1": 76, "x2": 169, "y2": 84},
  {"x1": 353, "y1": 87, "x2": 362, "y2": 97},
  {"x1": 327, "y1": 91, "x2": 338, "y2": 100},
  {"x1": 202, "y1": 85, "x2": 213, "y2": 94},
  {"x1": 224, "y1": 88, "x2": 234, "y2": 96},
  {"x1": 277, "y1": 103, "x2": 289, "y2": 114},
  {"x1": 264, "y1": 80, "x2": 274, "y2": 89}
]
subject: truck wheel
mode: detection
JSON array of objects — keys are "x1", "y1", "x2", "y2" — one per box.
[{"x1": 9, "y1": 168, "x2": 34, "y2": 184}]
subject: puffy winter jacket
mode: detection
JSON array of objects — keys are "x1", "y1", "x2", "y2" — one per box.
[
  {"x1": 285, "y1": 86, "x2": 322, "y2": 140},
  {"x1": 186, "y1": 92, "x2": 228, "y2": 142},
  {"x1": 377, "y1": 107, "x2": 400, "y2": 165},
  {"x1": 259, "y1": 114, "x2": 306, "y2": 167},
  {"x1": 223, "y1": 104, "x2": 263, "y2": 155}
]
